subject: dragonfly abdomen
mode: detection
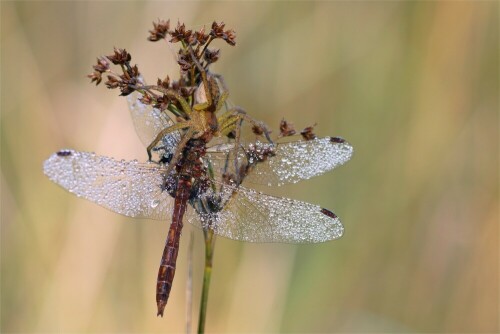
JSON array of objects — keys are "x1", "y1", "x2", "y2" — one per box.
[
  {"x1": 156, "y1": 178, "x2": 190, "y2": 317},
  {"x1": 156, "y1": 139, "x2": 207, "y2": 317}
]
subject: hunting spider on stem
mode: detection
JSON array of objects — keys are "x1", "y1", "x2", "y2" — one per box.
[
  {"x1": 89, "y1": 20, "x2": 272, "y2": 175},
  {"x1": 141, "y1": 48, "x2": 272, "y2": 177}
]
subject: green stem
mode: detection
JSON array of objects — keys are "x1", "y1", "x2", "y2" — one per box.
[{"x1": 198, "y1": 228, "x2": 215, "y2": 334}]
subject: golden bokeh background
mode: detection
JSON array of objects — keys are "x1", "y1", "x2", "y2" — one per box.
[{"x1": 1, "y1": 2, "x2": 498, "y2": 333}]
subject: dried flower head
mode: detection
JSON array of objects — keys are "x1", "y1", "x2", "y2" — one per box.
[
  {"x1": 87, "y1": 57, "x2": 110, "y2": 85},
  {"x1": 300, "y1": 124, "x2": 317, "y2": 141},
  {"x1": 252, "y1": 124, "x2": 264, "y2": 136},
  {"x1": 177, "y1": 53, "x2": 192, "y2": 72},
  {"x1": 204, "y1": 49, "x2": 220, "y2": 64},
  {"x1": 89, "y1": 20, "x2": 237, "y2": 120},
  {"x1": 194, "y1": 27, "x2": 209, "y2": 45},
  {"x1": 93, "y1": 56, "x2": 110, "y2": 73},
  {"x1": 157, "y1": 76, "x2": 171, "y2": 89},
  {"x1": 107, "y1": 48, "x2": 132, "y2": 65},
  {"x1": 210, "y1": 21, "x2": 236, "y2": 46},
  {"x1": 148, "y1": 19, "x2": 170, "y2": 42},
  {"x1": 224, "y1": 29, "x2": 236, "y2": 46},
  {"x1": 170, "y1": 22, "x2": 194, "y2": 44},
  {"x1": 279, "y1": 119, "x2": 296, "y2": 137},
  {"x1": 105, "y1": 75, "x2": 120, "y2": 89}
]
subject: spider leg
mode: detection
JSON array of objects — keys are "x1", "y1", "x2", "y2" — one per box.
[
  {"x1": 217, "y1": 107, "x2": 274, "y2": 179},
  {"x1": 147, "y1": 121, "x2": 191, "y2": 161},
  {"x1": 214, "y1": 90, "x2": 230, "y2": 115},
  {"x1": 189, "y1": 47, "x2": 213, "y2": 107},
  {"x1": 162, "y1": 127, "x2": 197, "y2": 178},
  {"x1": 211, "y1": 73, "x2": 229, "y2": 92},
  {"x1": 218, "y1": 107, "x2": 273, "y2": 144},
  {"x1": 206, "y1": 73, "x2": 232, "y2": 116},
  {"x1": 143, "y1": 84, "x2": 196, "y2": 161}
]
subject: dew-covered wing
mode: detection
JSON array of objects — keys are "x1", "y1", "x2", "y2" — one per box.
[
  {"x1": 127, "y1": 90, "x2": 180, "y2": 153},
  {"x1": 188, "y1": 184, "x2": 344, "y2": 243},
  {"x1": 43, "y1": 150, "x2": 184, "y2": 220},
  {"x1": 206, "y1": 137, "x2": 353, "y2": 186}
]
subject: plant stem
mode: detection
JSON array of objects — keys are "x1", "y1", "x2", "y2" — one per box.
[
  {"x1": 186, "y1": 232, "x2": 194, "y2": 334},
  {"x1": 197, "y1": 228, "x2": 215, "y2": 334}
]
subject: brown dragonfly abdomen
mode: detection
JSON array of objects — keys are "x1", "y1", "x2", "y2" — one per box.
[
  {"x1": 156, "y1": 176, "x2": 191, "y2": 316},
  {"x1": 156, "y1": 139, "x2": 207, "y2": 317}
]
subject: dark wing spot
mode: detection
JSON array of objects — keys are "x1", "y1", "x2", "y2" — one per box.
[
  {"x1": 330, "y1": 137, "x2": 345, "y2": 144},
  {"x1": 56, "y1": 150, "x2": 72, "y2": 157},
  {"x1": 320, "y1": 208, "x2": 338, "y2": 219}
]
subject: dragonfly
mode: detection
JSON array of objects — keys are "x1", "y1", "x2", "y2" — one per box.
[{"x1": 43, "y1": 90, "x2": 353, "y2": 316}]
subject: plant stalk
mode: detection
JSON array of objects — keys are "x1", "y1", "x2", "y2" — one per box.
[{"x1": 197, "y1": 228, "x2": 215, "y2": 334}]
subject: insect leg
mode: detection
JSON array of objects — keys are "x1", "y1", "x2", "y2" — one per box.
[
  {"x1": 219, "y1": 107, "x2": 273, "y2": 144},
  {"x1": 161, "y1": 127, "x2": 197, "y2": 177},
  {"x1": 189, "y1": 47, "x2": 213, "y2": 107}
]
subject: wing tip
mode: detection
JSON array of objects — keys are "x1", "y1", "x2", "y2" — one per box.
[
  {"x1": 321, "y1": 207, "x2": 345, "y2": 239},
  {"x1": 329, "y1": 136, "x2": 354, "y2": 162},
  {"x1": 44, "y1": 150, "x2": 70, "y2": 177}
]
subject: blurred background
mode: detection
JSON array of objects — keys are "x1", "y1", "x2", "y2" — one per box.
[{"x1": 1, "y1": 2, "x2": 498, "y2": 333}]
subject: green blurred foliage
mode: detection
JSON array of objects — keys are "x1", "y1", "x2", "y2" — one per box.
[{"x1": 1, "y1": 1, "x2": 498, "y2": 333}]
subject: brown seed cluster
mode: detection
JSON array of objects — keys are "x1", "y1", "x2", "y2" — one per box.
[
  {"x1": 279, "y1": 119, "x2": 297, "y2": 137},
  {"x1": 300, "y1": 124, "x2": 317, "y2": 141},
  {"x1": 278, "y1": 118, "x2": 317, "y2": 141},
  {"x1": 88, "y1": 20, "x2": 236, "y2": 118},
  {"x1": 88, "y1": 19, "x2": 317, "y2": 143}
]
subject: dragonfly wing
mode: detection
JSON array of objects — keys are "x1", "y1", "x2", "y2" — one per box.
[
  {"x1": 205, "y1": 137, "x2": 353, "y2": 186},
  {"x1": 188, "y1": 184, "x2": 344, "y2": 243},
  {"x1": 127, "y1": 90, "x2": 181, "y2": 152},
  {"x1": 250, "y1": 137, "x2": 353, "y2": 186},
  {"x1": 43, "y1": 150, "x2": 179, "y2": 220}
]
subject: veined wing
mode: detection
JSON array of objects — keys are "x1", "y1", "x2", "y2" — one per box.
[
  {"x1": 44, "y1": 150, "x2": 343, "y2": 243},
  {"x1": 206, "y1": 137, "x2": 353, "y2": 186},
  {"x1": 127, "y1": 90, "x2": 181, "y2": 153},
  {"x1": 43, "y1": 150, "x2": 191, "y2": 221},
  {"x1": 127, "y1": 90, "x2": 353, "y2": 186},
  {"x1": 188, "y1": 182, "x2": 344, "y2": 243}
]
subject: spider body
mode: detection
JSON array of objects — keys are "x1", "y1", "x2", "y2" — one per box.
[{"x1": 146, "y1": 49, "x2": 270, "y2": 177}]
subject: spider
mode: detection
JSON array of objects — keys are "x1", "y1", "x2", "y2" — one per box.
[{"x1": 142, "y1": 48, "x2": 272, "y2": 176}]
